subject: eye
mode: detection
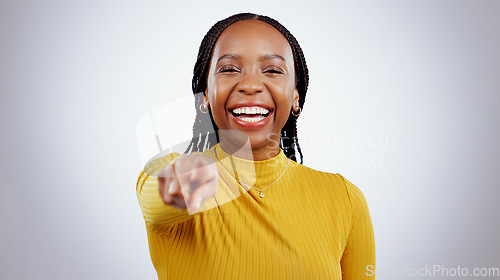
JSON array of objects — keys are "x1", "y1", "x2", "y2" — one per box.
[
  {"x1": 218, "y1": 66, "x2": 240, "y2": 73},
  {"x1": 263, "y1": 67, "x2": 285, "y2": 75}
]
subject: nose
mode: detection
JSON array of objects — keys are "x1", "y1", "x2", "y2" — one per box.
[{"x1": 237, "y1": 71, "x2": 264, "y2": 95}]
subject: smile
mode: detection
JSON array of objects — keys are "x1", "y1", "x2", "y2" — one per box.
[{"x1": 229, "y1": 105, "x2": 273, "y2": 128}]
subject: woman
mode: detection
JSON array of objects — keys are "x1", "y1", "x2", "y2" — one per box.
[{"x1": 137, "y1": 13, "x2": 375, "y2": 279}]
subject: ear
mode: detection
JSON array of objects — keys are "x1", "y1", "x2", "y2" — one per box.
[
  {"x1": 292, "y1": 88, "x2": 300, "y2": 110},
  {"x1": 203, "y1": 89, "x2": 209, "y2": 108}
]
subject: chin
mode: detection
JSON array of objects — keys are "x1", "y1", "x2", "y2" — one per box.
[{"x1": 247, "y1": 133, "x2": 279, "y2": 150}]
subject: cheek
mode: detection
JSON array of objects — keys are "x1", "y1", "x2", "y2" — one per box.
[
  {"x1": 271, "y1": 82, "x2": 295, "y2": 108},
  {"x1": 206, "y1": 78, "x2": 233, "y2": 128},
  {"x1": 206, "y1": 75, "x2": 222, "y2": 106},
  {"x1": 271, "y1": 86, "x2": 295, "y2": 126},
  {"x1": 209, "y1": 79, "x2": 232, "y2": 109}
]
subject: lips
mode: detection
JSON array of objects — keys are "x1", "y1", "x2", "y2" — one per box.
[{"x1": 228, "y1": 105, "x2": 273, "y2": 128}]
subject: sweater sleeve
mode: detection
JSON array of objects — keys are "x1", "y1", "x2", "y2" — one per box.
[
  {"x1": 136, "y1": 152, "x2": 197, "y2": 229},
  {"x1": 339, "y1": 175, "x2": 376, "y2": 279}
]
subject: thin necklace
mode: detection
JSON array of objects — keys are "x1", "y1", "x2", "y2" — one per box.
[{"x1": 211, "y1": 148, "x2": 289, "y2": 198}]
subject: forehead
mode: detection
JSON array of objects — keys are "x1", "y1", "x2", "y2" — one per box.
[{"x1": 213, "y1": 19, "x2": 293, "y2": 60}]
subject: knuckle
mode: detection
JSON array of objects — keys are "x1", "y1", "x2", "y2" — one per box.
[{"x1": 162, "y1": 194, "x2": 172, "y2": 204}]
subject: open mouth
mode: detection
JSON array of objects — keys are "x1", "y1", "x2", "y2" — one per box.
[
  {"x1": 229, "y1": 106, "x2": 273, "y2": 126},
  {"x1": 230, "y1": 106, "x2": 271, "y2": 122}
]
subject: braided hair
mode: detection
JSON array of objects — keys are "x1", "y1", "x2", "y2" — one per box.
[{"x1": 185, "y1": 12, "x2": 309, "y2": 163}]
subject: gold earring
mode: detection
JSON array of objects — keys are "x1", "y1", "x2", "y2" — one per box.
[
  {"x1": 200, "y1": 103, "x2": 209, "y2": 114},
  {"x1": 292, "y1": 107, "x2": 301, "y2": 117}
]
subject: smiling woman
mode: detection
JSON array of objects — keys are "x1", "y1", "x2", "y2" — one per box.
[
  {"x1": 136, "y1": 13, "x2": 375, "y2": 279},
  {"x1": 205, "y1": 19, "x2": 299, "y2": 161}
]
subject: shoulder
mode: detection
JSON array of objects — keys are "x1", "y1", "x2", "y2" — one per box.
[
  {"x1": 287, "y1": 163, "x2": 353, "y2": 206},
  {"x1": 334, "y1": 173, "x2": 366, "y2": 198},
  {"x1": 290, "y1": 163, "x2": 370, "y2": 211},
  {"x1": 289, "y1": 162, "x2": 349, "y2": 192},
  {"x1": 335, "y1": 174, "x2": 372, "y2": 227}
]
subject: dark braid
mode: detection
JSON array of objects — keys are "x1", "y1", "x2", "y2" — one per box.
[{"x1": 185, "y1": 12, "x2": 309, "y2": 164}]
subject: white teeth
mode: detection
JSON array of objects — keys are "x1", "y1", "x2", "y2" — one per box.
[
  {"x1": 237, "y1": 116, "x2": 266, "y2": 122},
  {"x1": 232, "y1": 106, "x2": 269, "y2": 115}
]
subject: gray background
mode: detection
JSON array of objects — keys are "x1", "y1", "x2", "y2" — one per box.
[{"x1": 1, "y1": 0, "x2": 499, "y2": 279}]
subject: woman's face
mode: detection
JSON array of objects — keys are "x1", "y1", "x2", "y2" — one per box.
[{"x1": 205, "y1": 19, "x2": 299, "y2": 159}]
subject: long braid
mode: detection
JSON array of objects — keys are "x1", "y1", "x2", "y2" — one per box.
[{"x1": 185, "y1": 13, "x2": 309, "y2": 164}]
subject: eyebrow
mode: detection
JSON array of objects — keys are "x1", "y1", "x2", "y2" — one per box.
[
  {"x1": 258, "y1": 54, "x2": 286, "y2": 62},
  {"x1": 216, "y1": 53, "x2": 286, "y2": 63},
  {"x1": 217, "y1": 54, "x2": 241, "y2": 63}
]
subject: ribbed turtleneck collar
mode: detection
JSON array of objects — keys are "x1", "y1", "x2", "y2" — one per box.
[{"x1": 209, "y1": 143, "x2": 290, "y2": 189}]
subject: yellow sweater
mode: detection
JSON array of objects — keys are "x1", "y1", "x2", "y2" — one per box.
[{"x1": 136, "y1": 144, "x2": 375, "y2": 279}]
